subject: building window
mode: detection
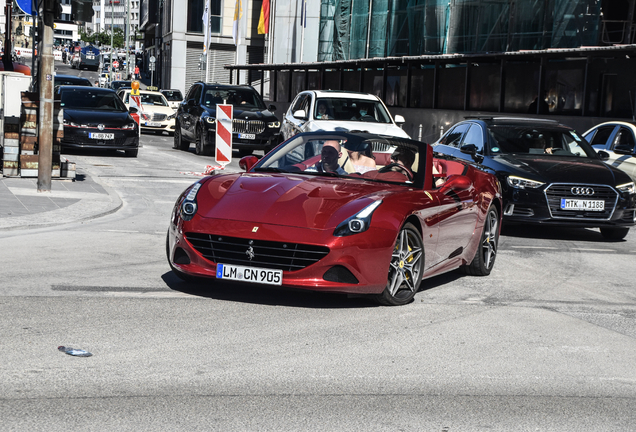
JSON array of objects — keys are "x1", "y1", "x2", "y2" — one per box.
[
  {"x1": 188, "y1": 0, "x2": 222, "y2": 34},
  {"x1": 187, "y1": 0, "x2": 204, "y2": 33}
]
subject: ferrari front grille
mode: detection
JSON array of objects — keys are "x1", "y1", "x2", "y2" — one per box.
[
  {"x1": 233, "y1": 119, "x2": 265, "y2": 134},
  {"x1": 544, "y1": 183, "x2": 618, "y2": 221},
  {"x1": 185, "y1": 233, "x2": 330, "y2": 272}
]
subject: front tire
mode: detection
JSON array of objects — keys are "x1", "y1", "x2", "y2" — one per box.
[
  {"x1": 376, "y1": 222, "x2": 424, "y2": 306},
  {"x1": 195, "y1": 126, "x2": 213, "y2": 156},
  {"x1": 461, "y1": 205, "x2": 499, "y2": 276},
  {"x1": 600, "y1": 227, "x2": 629, "y2": 240},
  {"x1": 173, "y1": 124, "x2": 190, "y2": 151}
]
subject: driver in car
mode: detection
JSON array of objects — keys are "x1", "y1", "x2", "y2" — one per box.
[{"x1": 305, "y1": 140, "x2": 348, "y2": 175}]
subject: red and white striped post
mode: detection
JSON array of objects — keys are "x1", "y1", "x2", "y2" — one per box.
[{"x1": 215, "y1": 104, "x2": 233, "y2": 166}]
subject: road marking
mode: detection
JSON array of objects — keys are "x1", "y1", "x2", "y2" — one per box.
[
  {"x1": 572, "y1": 248, "x2": 616, "y2": 252},
  {"x1": 8, "y1": 188, "x2": 106, "y2": 200}
]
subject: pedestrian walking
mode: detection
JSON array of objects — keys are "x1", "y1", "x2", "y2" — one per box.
[{"x1": 134, "y1": 65, "x2": 140, "y2": 80}]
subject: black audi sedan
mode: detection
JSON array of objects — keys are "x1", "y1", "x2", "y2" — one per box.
[
  {"x1": 58, "y1": 86, "x2": 140, "y2": 157},
  {"x1": 173, "y1": 82, "x2": 281, "y2": 157},
  {"x1": 432, "y1": 117, "x2": 636, "y2": 239}
]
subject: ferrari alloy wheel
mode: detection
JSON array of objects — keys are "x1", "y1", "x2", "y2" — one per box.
[
  {"x1": 377, "y1": 222, "x2": 424, "y2": 306},
  {"x1": 195, "y1": 126, "x2": 212, "y2": 156},
  {"x1": 462, "y1": 205, "x2": 499, "y2": 276}
]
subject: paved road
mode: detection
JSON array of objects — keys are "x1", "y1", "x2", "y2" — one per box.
[{"x1": 1, "y1": 70, "x2": 635, "y2": 430}]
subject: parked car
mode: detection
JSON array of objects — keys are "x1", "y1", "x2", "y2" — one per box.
[
  {"x1": 167, "y1": 132, "x2": 502, "y2": 306},
  {"x1": 281, "y1": 90, "x2": 409, "y2": 142},
  {"x1": 54, "y1": 74, "x2": 92, "y2": 89},
  {"x1": 173, "y1": 82, "x2": 281, "y2": 157},
  {"x1": 57, "y1": 86, "x2": 140, "y2": 157},
  {"x1": 160, "y1": 89, "x2": 184, "y2": 110},
  {"x1": 110, "y1": 80, "x2": 132, "y2": 91},
  {"x1": 119, "y1": 89, "x2": 176, "y2": 135},
  {"x1": 98, "y1": 72, "x2": 109, "y2": 88},
  {"x1": 583, "y1": 121, "x2": 636, "y2": 182},
  {"x1": 432, "y1": 117, "x2": 636, "y2": 239}
]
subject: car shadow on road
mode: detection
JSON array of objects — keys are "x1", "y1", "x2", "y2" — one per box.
[
  {"x1": 160, "y1": 271, "x2": 379, "y2": 309},
  {"x1": 501, "y1": 224, "x2": 627, "y2": 242}
]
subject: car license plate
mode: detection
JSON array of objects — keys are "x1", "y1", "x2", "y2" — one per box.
[
  {"x1": 89, "y1": 133, "x2": 114, "y2": 140},
  {"x1": 560, "y1": 198, "x2": 605, "y2": 211},
  {"x1": 238, "y1": 133, "x2": 255, "y2": 140},
  {"x1": 145, "y1": 122, "x2": 162, "y2": 127},
  {"x1": 216, "y1": 263, "x2": 282, "y2": 286}
]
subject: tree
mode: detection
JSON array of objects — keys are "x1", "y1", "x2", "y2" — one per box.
[{"x1": 79, "y1": 28, "x2": 125, "y2": 49}]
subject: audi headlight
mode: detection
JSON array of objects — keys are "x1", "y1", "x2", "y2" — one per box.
[
  {"x1": 268, "y1": 121, "x2": 280, "y2": 128},
  {"x1": 506, "y1": 176, "x2": 544, "y2": 189},
  {"x1": 122, "y1": 123, "x2": 136, "y2": 130},
  {"x1": 617, "y1": 182, "x2": 635, "y2": 194},
  {"x1": 334, "y1": 200, "x2": 382, "y2": 237},
  {"x1": 180, "y1": 182, "x2": 202, "y2": 221},
  {"x1": 205, "y1": 117, "x2": 216, "y2": 125}
]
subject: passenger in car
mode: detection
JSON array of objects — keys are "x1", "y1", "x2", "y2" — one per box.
[
  {"x1": 316, "y1": 102, "x2": 331, "y2": 119},
  {"x1": 305, "y1": 140, "x2": 348, "y2": 175},
  {"x1": 346, "y1": 142, "x2": 376, "y2": 174},
  {"x1": 388, "y1": 147, "x2": 415, "y2": 179}
]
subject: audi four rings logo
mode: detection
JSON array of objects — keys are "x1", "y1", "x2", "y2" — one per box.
[{"x1": 571, "y1": 187, "x2": 595, "y2": 196}]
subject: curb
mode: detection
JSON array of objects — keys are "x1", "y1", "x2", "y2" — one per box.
[{"x1": 0, "y1": 179, "x2": 123, "y2": 231}]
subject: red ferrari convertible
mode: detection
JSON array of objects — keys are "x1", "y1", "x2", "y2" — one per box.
[{"x1": 167, "y1": 132, "x2": 502, "y2": 305}]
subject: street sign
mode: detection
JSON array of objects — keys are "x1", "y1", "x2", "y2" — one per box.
[
  {"x1": 149, "y1": 62, "x2": 155, "y2": 71},
  {"x1": 215, "y1": 104, "x2": 233, "y2": 165},
  {"x1": 16, "y1": 0, "x2": 37, "y2": 15},
  {"x1": 113, "y1": 60, "x2": 120, "y2": 69},
  {"x1": 149, "y1": 56, "x2": 156, "y2": 63}
]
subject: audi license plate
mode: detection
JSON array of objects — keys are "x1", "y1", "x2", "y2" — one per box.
[
  {"x1": 238, "y1": 133, "x2": 255, "y2": 140},
  {"x1": 145, "y1": 122, "x2": 161, "y2": 127},
  {"x1": 216, "y1": 263, "x2": 282, "y2": 286},
  {"x1": 89, "y1": 133, "x2": 114, "y2": 140},
  {"x1": 560, "y1": 198, "x2": 605, "y2": 211}
]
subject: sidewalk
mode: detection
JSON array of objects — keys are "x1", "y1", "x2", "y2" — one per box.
[{"x1": 0, "y1": 167, "x2": 122, "y2": 231}]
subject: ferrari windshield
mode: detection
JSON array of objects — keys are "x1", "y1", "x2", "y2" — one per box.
[
  {"x1": 254, "y1": 133, "x2": 424, "y2": 186},
  {"x1": 313, "y1": 98, "x2": 392, "y2": 123},
  {"x1": 488, "y1": 126, "x2": 596, "y2": 157}
]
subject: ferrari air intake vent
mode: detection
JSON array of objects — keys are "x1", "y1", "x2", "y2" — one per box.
[
  {"x1": 185, "y1": 233, "x2": 329, "y2": 272},
  {"x1": 544, "y1": 184, "x2": 618, "y2": 221}
]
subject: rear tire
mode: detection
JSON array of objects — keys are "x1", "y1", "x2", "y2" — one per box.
[
  {"x1": 461, "y1": 205, "x2": 499, "y2": 276},
  {"x1": 600, "y1": 227, "x2": 629, "y2": 240},
  {"x1": 375, "y1": 222, "x2": 424, "y2": 306}
]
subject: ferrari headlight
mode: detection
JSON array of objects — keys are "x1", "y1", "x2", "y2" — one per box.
[
  {"x1": 180, "y1": 182, "x2": 202, "y2": 221},
  {"x1": 506, "y1": 175, "x2": 544, "y2": 189},
  {"x1": 617, "y1": 182, "x2": 635, "y2": 194},
  {"x1": 268, "y1": 121, "x2": 280, "y2": 128},
  {"x1": 334, "y1": 200, "x2": 382, "y2": 237}
]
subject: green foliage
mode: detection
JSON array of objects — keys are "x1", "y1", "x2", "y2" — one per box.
[{"x1": 79, "y1": 27, "x2": 126, "y2": 49}]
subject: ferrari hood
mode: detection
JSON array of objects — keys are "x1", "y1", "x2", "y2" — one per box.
[
  {"x1": 493, "y1": 154, "x2": 622, "y2": 185},
  {"x1": 196, "y1": 173, "x2": 394, "y2": 229}
]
